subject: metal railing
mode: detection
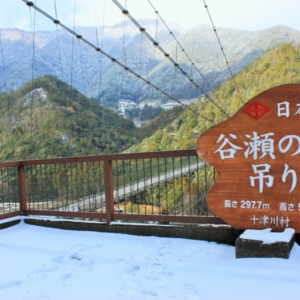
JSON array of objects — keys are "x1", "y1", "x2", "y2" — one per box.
[{"x1": 0, "y1": 149, "x2": 225, "y2": 225}]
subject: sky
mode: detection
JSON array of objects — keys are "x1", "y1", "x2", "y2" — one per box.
[
  {"x1": 1, "y1": 0, "x2": 300, "y2": 32},
  {"x1": 1, "y1": 217, "x2": 300, "y2": 299}
]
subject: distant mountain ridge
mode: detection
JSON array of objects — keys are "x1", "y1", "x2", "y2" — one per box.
[{"x1": 1, "y1": 21, "x2": 300, "y2": 109}]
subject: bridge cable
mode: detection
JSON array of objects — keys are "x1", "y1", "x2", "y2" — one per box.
[
  {"x1": 28, "y1": 1, "x2": 37, "y2": 159},
  {"x1": 138, "y1": 1, "x2": 149, "y2": 95},
  {"x1": 138, "y1": 29, "x2": 144, "y2": 103},
  {"x1": 0, "y1": 31, "x2": 7, "y2": 92},
  {"x1": 147, "y1": 0, "x2": 230, "y2": 117},
  {"x1": 176, "y1": 0, "x2": 180, "y2": 64},
  {"x1": 148, "y1": 0, "x2": 229, "y2": 117},
  {"x1": 112, "y1": 0, "x2": 229, "y2": 118},
  {"x1": 143, "y1": 33, "x2": 151, "y2": 100},
  {"x1": 54, "y1": 0, "x2": 64, "y2": 80},
  {"x1": 72, "y1": 0, "x2": 79, "y2": 157},
  {"x1": 121, "y1": 7, "x2": 127, "y2": 100},
  {"x1": 173, "y1": 0, "x2": 180, "y2": 100},
  {"x1": 30, "y1": 2, "x2": 47, "y2": 156},
  {"x1": 22, "y1": 0, "x2": 214, "y2": 124},
  {"x1": 203, "y1": 0, "x2": 244, "y2": 104},
  {"x1": 78, "y1": 35, "x2": 90, "y2": 144},
  {"x1": 53, "y1": 0, "x2": 64, "y2": 134},
  {"x1": 153, "y1": 7, "x2": 158, "y2": 101},
  {"x1": 93, "y1": 0, "x2": 105, "y2": 102},
  {"x1": 70, "y1": 0, "x2": 77, "y2": 90},
  {"x1": 123, "y1": 0, "x2": 128, "y2": 67},
  {"x1": 99, "y1": 0, "x2": 106, "y2": 102},
  {"x1": 191, "y1": 0, "x2": 196, "y2": 78},
  {"x1": 133, "y1": 0, "x2": 142, "y2": 104},
  {"x1": 78, "y1": 39, "x2": 87, "y2": 93},
  {"x1": 0, "y1": 30, "x2": 15, "y2": 160},
  {"x1": 93, "y1": 0, "x2": 102, "y2": 100}
]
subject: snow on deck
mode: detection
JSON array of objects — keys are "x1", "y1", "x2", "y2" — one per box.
[{"x1": 0, "y1": 218, "x2": 300, "y2": 299}]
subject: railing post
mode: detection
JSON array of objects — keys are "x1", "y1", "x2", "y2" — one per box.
[
  {"x1": 18, "y1": 164, "x2": 27, "y2": 214},
  {"x1": 104, "y1": 159, "x2": 114, "y2": 224}
]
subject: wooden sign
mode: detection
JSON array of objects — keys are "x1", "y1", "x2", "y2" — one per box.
[{"x1": 196, "y1": 84, "x2": 300, "y2": 232}]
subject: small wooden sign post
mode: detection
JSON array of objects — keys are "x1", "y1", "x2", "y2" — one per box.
[{"x1": 197, "y1": 84, "x2": 300, "y2": 233}]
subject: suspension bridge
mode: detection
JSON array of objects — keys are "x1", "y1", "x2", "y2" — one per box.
[{"x1": 59, "y1": 161, "x2": 203, "y2": 212}]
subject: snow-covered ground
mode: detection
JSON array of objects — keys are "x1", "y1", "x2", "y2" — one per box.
[{"x1": 1, "y1": 218, "x2": 300, "y2": 300}]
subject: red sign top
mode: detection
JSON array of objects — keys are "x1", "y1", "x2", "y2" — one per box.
[{"x1": 243, "y1": 100, "x2": 270, "y2": 120}]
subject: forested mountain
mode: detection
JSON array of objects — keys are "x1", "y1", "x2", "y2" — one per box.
[
  {"x1": 134, "y1": 106, "x2": 184, "y2": 143},
  {"x1": 1, "y1": 22, "x2": 300, "y2": 110},
  {"x1": 1, "y1": 32, "x2": 300, "y2": 160},
  {"x1": 0, "y1": 75, "x2": 137, "y2": 161},
  {"x1": 128, "y1": 44, "x2": 300, "y2": 152}
]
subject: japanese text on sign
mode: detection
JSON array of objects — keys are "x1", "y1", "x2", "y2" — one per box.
[{"x1": 214, "y1": 131, "x2": 297, "y2": 193}]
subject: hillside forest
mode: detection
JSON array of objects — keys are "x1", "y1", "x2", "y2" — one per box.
[
  {"x1": 0, "y1": 76, "x2": 138, "y2": 161},
  {"x1": 0, "y1": 43, "x2": 300, "y2": 217},
  {"x1": 129, "y1": 44, "x2": 300, "y2": 153},
  {"x1": 0, "y1": 44, "x2": 299, "y2": 159},
  {"x1": 120, "y1": 43, "x2": 300, "y2": 216}
]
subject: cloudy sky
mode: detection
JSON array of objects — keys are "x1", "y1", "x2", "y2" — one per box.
[{"x1": 0, "y1": 0, "x2": 299, "y2": 32}]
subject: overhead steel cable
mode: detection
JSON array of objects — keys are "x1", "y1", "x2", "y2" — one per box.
[
  {"x1": 120, "y1": 9, "x2": 127, "y2": 98},
  {"x1": 53, "y1": 1, "x2": 63, "y2": 134},
  {"x1": 93, "y1": 0, "x2": 104, "y2": 100},
  {"x1": 0, "y1": 30, "x2": 7, "y2": 92},
  {"x1": 78, "y1": 39, "x2": 87, "y2": 93},
  {"x1": 22, "y1": 0, "x2": 214, "y2": 124},
  {"x1": 0, "y1": 29, "x2": 15, "y2": 160},
  {"x1": 71, "y1": 0, "x2": 81, "y2": 157},
  {"x1": 112, "y1": 0, "x2": 230, "y2": 118},
  {"x1": 147, "y1": 0, "x2": 230, "y2": 116},
  {"x1": 54, "y1": 0, "x2": 64, "y2": 80},
  {"x1": 28, "y1": 0, "x2": 37, "y2": 159},
  {"x1": 70, "y1": 0, "x2": 76, "y2": 88},
  {"x1": 203, "y1": 0, "x2": 244, "y2": 104},
  {"x1": 99, "y1": 0, "x2": 106, "y2": 101}
]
